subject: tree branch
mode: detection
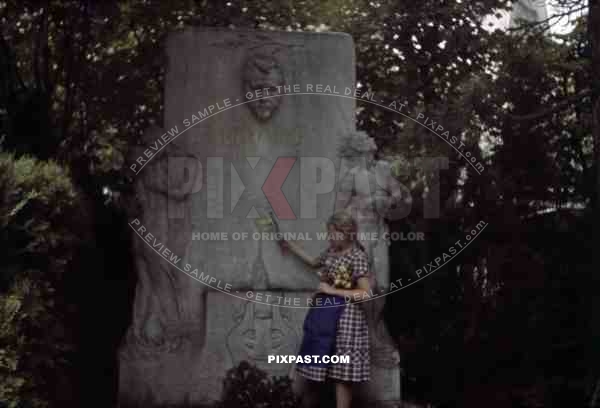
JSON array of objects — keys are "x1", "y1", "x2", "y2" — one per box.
[
  {"x1": 507, "y1": 88, "x2": 592, "y2": 121},
  {"x1": 507, "y1": 3, "x2": 588, "y2": 34}
]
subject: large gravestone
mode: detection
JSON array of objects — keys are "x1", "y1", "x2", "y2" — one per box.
[{"x1": 119, "y1": 28, "x2": 401, "y2": 407}]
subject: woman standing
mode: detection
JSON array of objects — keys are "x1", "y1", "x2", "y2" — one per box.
[{"x1": 279, "y1": 209, "x2": 372, "y2": 408}]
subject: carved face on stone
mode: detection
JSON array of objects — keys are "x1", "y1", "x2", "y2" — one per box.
[
  {"x1": 242, "y1": 53, "x2": 284, "y2": 121},
  {"x1": 338, "y1": 130, "x2": 377, "y2": 169},
  {"x1": 226, "y1": 302, "x2": 297, "y2": 375}
]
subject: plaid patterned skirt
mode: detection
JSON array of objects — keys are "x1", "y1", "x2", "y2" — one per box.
[{"x1": 296, "y1": 303, "x2": 370, "y2": 382}]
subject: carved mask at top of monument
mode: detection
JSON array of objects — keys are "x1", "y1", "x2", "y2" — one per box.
[{"x1": 242, "y1": 51, "x2": 284, "y2": 122}]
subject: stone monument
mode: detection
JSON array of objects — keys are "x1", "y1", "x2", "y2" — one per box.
[
  {"x1": 335, "y1": 129, "x2": 404, "y2": 405},
  {"x1": 119, "y1": 27, "x2": 401, "y2": 407}
]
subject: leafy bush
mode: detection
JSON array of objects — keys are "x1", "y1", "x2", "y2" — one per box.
[
  {"x1": 0, "y1": 154, "x2": 81, "y2": 284},
  {"x1": 218, "y1": 361, "x2": 301, "y2": 408},
  {"x1": 0, "y1": 153, "x2": 83, "y2": 407}
]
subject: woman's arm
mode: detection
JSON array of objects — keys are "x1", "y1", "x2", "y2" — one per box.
[{"x1": 280, "y1": 240, "x2": 320, "y2": 269}]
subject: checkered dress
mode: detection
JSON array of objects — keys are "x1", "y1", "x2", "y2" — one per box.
[{"x1": 296, "y1": 244, "x2": 371, "y2": 383}]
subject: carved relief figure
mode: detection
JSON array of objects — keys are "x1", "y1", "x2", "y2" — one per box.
[
  {"x1": 164, "y1": 141, "x2": 206, "y2": 346},
  {"x1": 123, "y1": 127, "x2": 196, "y2": 357},
  {"x1": 226, "y1": 301, "x2": 298, "y2": 376},
  {"x1": 336, "y1": 130, "x2": 390, "y2": 285},
  {"x1": 335, "y1": 130, "x2": 402, "y2": 367}
]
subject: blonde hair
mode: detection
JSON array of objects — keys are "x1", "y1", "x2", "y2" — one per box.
[{"x1": 326, "y1": 209, "x2": 366, "y2": 252}]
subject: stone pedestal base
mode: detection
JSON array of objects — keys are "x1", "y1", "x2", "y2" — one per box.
[{"x1": 118, "y1": 291, "x2": 400, "y2": 406}]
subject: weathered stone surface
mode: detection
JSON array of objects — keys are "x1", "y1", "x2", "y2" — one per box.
[
  {"x1": 359, "y1": 297, "x2": 402, "y2": 402},
  {"x1": 163, "y1": 28, "x2": 356, "y2": 291},
  {"x1": 119, "y1": 27, "x2": 401, "y2": 407},
  {"x1": 195, "y1": 291, "x2": 309, "y2": 399}
]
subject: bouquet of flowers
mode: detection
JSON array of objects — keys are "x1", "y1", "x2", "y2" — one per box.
[{"x1": 319, "y1": 263, "x2": 353, "y2": 289}]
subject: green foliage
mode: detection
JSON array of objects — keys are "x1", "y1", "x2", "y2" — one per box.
[
  {"x1": 0, "y1": 153, "x2": 83, "y2": 408},
  {"x1": 393, "y1": 13, "x2": 594, "y2": 408},
  {"x1": 0, "y1": 153, "x2": 81, "y2": 284},
  {"x1": 0, "y1": 1, "x2": 596, "y2": 407},
  {"x1": 219, "y1": 362, "x2": 300, "y2": 408},
  {"x1": 0, "y1": 273, "x2": 66, "y2": 408}
]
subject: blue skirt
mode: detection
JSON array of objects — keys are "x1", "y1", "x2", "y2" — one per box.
[{"x1": 296, "y1": 293, "x2": 346, "y2": 368}]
